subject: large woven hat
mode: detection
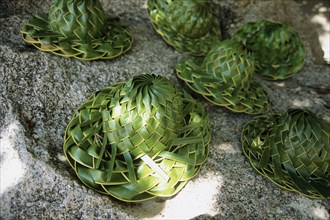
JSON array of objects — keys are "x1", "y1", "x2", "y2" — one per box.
[
  {"x1": 233, "y1": 20, "x2": 305, "y2": 80},
  {"x1": 63, "y1": 74, "x2": 210, "y2": 202},
  {"x1": 176, "y1": 39, "x2": 270, "y2": 114},
  {"x1": 241, "y1": 108, "x2": 330, "y2": 199},
  {"x1": 20, "y1": 0, "x2": 132, "y2": 61},
  {"x1": 147, "y1": 0, "x2": 221, "y2": 56}
]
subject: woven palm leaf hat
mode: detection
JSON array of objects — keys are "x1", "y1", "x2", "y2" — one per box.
[
  {"x1": 241, "y1": 108, "x2": 330, "y2": 199},
  {"x1": 147, "y1": 0, "x2": 221, "y2": 56},
  {"x1": 63, "y1": 74, "x2": 210, "y2": 202},
  {"x1": 20, "y1": 0, "x2": 132, "y2": 61},
  {"x1": 233, "y1": 20, "x2": 305, "y2": 80},
  {"x1": 176, "y1": 39, "x2": 270, "y2": 115}
]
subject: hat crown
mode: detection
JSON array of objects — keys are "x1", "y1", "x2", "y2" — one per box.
[
  {"x1": 166, "y1": 0, "x2": 217, "y2": 38},
  {"x1": 48, "y1": 0, "x2": 107, "y2": 41},
  {"x1": 273, "y1": 109, "x2": 329, "y2": 152},
  {"x1": 114, "y1": 74, "x2": 182, "y2": 157},
  {"x1": 203, "y1": 40, "x2": 254, "y2": 89}
]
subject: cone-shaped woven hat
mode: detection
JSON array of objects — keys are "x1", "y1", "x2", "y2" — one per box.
[
  {"x1": 147, "y1": 0, "x2": 221, "y2": 56},
  {"x1": 63, "y1": 74, "x2": 210, "y2": 202},
  {"x1": 176, "y1": 39, "x2": 270, "y2": 114},
  {"x1": 21, "y1": 0, "x2": 132, "y2": 61},
  {"x1": 241, "y1": 108, "x2": 330, "y2": 199},
  {"x1": 233, "y1": 20, "x2": 305, "y2": 80}
]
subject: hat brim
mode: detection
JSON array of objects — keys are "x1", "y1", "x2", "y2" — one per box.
[{"x1": 21, "y1": 13, "x2": 133, "y2": 61}]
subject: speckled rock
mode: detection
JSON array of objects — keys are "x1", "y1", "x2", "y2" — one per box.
[{"x1": 0, "y1": 0, "x2": 329, "y2": 219}]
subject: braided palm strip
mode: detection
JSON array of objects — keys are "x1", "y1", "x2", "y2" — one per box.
[
  {"x1": 241, "y1": 109, "x2": 330, "y2": 199},
  {"x1": 176, "y1": 40, "x2": 270, "y2": 114},
  {"x1": 233, "y1": 20, "x2": 305, "y2": 80},
  {"x1": 63, "y1": 74, "x2": 210, "y2": 202},
  {"x1": 20, "y1": 0, "x2": 132, "y2": 61},
  {"x1": 147, "y1": 0, "x2": 221, "y2": 56}
]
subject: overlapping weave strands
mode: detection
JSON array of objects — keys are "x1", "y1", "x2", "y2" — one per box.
[
  {"x1": 233, "y1": 20, "x2": 305, "y2": 80},
  {"x1": 21, "y1": 0, "x2": 132, "y2": 61},
  {"x1": 63, "y1": 74, "x2": 210, "y2": 202},
  {"x1": 147, "y1": 0, "x2": 221, "y2": 56},
  {"x1": 241, "y1": 109, "x2": 330, "y2": 199},
  {"x1": 176, "y1": 40, "x2": 270, "y2": 114}
]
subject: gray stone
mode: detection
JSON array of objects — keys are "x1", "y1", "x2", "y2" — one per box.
[{"x1": 0, "y1": 0, "x2": 329, "y2": 219}]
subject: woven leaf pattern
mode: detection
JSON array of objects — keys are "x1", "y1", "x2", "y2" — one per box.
[
  {"x1": 48, "y1": 0, "x2": 106, "y2": 41},
  {"x1": 147, "y1": 0, "x2": 221, "y2": 56},
  {"x1": 176, "y1": 40, "x2": 270, "y2": 114},
  {"x1": 20, "y1": 0, "x2": 132, "y2": 61},
  {"x1": 241, "y1": 109, "x2": 330, "y2": 199},
  {"x1": 233, "y1": 20, "x2": 305, "y2": 80},
  {"x1": 63, "y1": 74, "x2": 210, "y2": 202}
]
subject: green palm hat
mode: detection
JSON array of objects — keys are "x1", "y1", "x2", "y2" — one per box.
[
  {"x1": 241, "y1": 108, "x2": 330, "y2": 199},
  {"x1": 233, "y1": 20, "x2": 305, "y2": 80},
  {"x1": 147, "y1": 0, "x2": 221, "y2": 56},
  {"x1": 176, "y1": 39, "x2": 270, "y2": 115},
  {"x1": 63, "y1": 74, "x2": 211, "y2": 202},
  {"x1": 20, "y1": 0, "x2": 132, "y2": 61}
]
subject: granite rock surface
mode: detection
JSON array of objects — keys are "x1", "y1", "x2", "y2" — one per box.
[{"x1": 0, "y1": 0, "x2": 329, "y2": 219}]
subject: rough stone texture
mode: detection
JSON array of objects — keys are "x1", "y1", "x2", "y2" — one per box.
[{"x1": 0, "y1": 0, "x2": 329, "y2": 219}]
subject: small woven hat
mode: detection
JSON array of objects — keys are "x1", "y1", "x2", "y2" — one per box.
[
  {"x1": 176, "y1": 39, "x2": 270, "y2": 114},
  {"x1": 241, "y1": 108, "x2": 330, "y2": 199},
  {"x1": 147, "y1": 0, "x2": 221, "y2": 56},
  {"x1": 63, "y1": 74, "x2": 210, "y2": 202},
  {"x1": 233, "y1": 20, "x2": 305, "y2": 80},
  {"x1": 20, "y1": 0, "x2": 132, "y2": 61}
]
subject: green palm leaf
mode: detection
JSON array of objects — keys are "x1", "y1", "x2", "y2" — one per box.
[
  {"x1": 147, "y1": 0, "x2": 221, "y2": 56},
  {"x1": 233, "y1": 20, "x2": 305, "y2": 80},
  {"x1": 20, "y1": 0, "x2": 132, "y2": 61},
  {"x1": 63, "y1": 74, "x2": 210, "y2": 202},
  {"x1": 176, "y1": 39, "x2": 270, "y2": 114},
  {"x1": 241, "y1": 108, "x2": 330, "y2": 199}
]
